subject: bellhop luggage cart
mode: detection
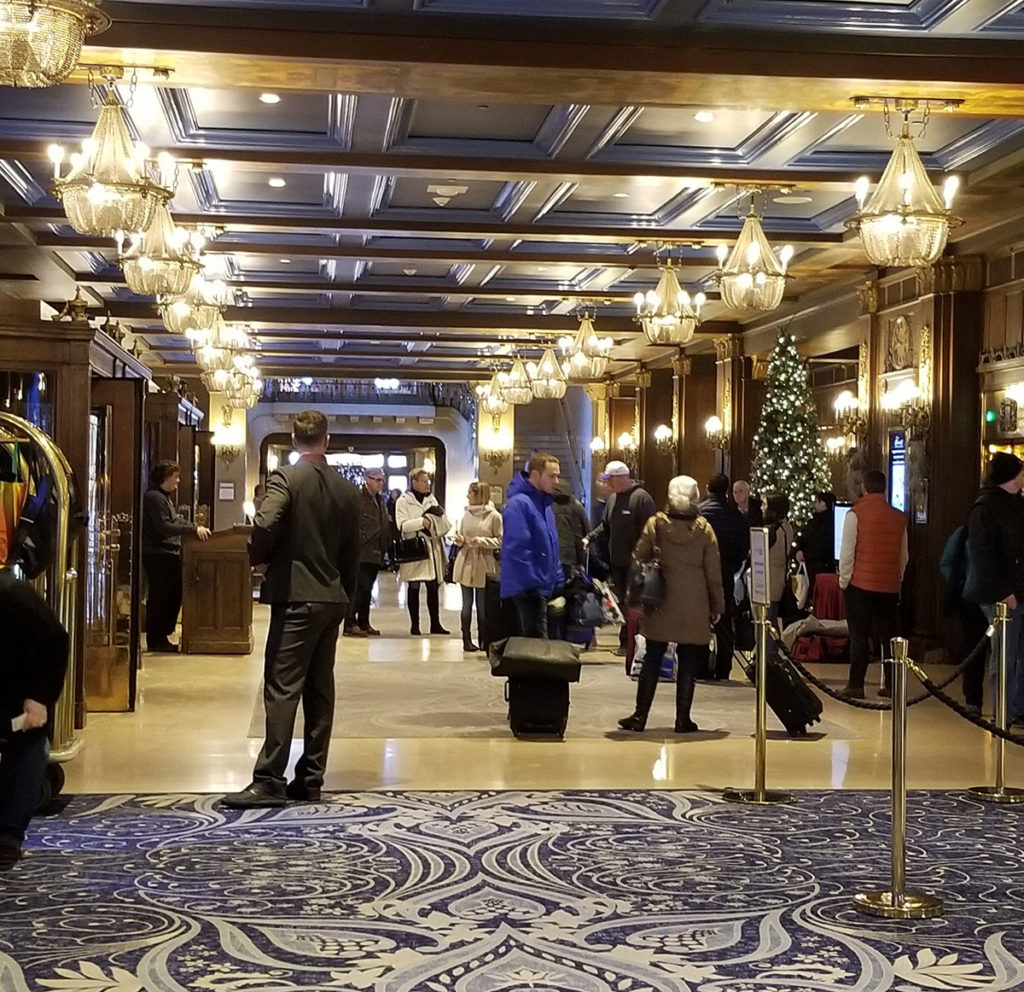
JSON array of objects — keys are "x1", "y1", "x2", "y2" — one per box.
[{"x1": 0, "y1": 411, "x2": 82, "y2": 798}]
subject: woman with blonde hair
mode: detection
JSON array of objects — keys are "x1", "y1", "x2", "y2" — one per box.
[
  {"x1": 618, "y1": 475, "x2": 724, "y2": 734},
  {"x1": 452, "y1": 481, "x2": 503, "y2": 652}
]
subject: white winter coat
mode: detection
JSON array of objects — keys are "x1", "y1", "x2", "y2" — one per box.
[
  {"x1": 452, "y1": 503, "x2": 502, "y2": 588},
  {"x1": 395, "y1": 490, "x2": 451, "y2": 583}
]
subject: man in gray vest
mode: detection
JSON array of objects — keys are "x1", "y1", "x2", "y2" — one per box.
[{"x1": 586, "y1": 460, "x2": 655, "y2": 654}]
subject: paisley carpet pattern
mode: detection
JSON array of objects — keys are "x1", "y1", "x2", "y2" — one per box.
[{"x1": 2, "y1": 790, "x2": 1023, "y2": 991}]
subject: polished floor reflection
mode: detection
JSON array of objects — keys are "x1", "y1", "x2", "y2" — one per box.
[{"x1": 64, "y1": 573, "x2": 1024, "y2": 795}]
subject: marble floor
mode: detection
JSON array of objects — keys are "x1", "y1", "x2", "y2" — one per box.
[{"x1": 64, "y1": 573, "x2": 1024, "y2": 796}]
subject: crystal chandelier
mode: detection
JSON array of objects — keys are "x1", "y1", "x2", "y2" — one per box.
[
  {"x1": 633, "y1": 257, "x2": 705, "y2": 345},
  {"x1": 160, "y1": 273, "x2": 230, "y2": 337},
  {"x1": 118, "y1": 203, "x2": 199, "y2": 298},
  {"x1": 715, "y1": 197, "x2": 793, "y2": 312},
  {"x1": 49, "y1": 87, "x2": 175, "y2": 236},
  {"x1": 194, "y1": 314, "x2": 251, "y2": 388},
  {"x1": 476, "y1": 371, "x2": 510, "y2": 428},
  {"x1": 560, "y1": 312, "x2": 613, "y2": 380},
  {"x1": 528, "y1": 348, "x2": 568, "y2": 400},
  {"x1": 224, "y1": 365, "x2": 263, "y2": 410},
  {"x1": 848, "y1": 102, "x2": 962, "y2": 268},
  {"x1": 498, "y1": 356, "x2": 533, "y2": 406},
  {"x1": 0, "y1": 0, "x2": 110, "y2": 88}
]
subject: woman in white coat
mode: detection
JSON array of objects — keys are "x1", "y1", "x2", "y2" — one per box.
[
  {"x1": 452, "y1": 481, "x2": 503, "y2": 652},
  {"x1": 395, "y1": 469, "x2": 451, "y2": 636}
]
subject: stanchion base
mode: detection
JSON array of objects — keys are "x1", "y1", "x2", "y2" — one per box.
[
  {"x1": 723, "y1": 788, "x2": 793, "y2": 805},
  {"x1": 967, "y1": 785, "x2": 1024, "y2": 804},
  {"x1": 853, "y1": 890, "x2": 944, "y2": 919}
]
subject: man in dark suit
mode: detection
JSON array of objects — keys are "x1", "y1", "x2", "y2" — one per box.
[{"x1": 222, "y1": 411, "x2": 360, "y2": 808}]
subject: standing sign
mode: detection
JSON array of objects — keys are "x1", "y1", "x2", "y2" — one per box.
[{"x1": 749, "y1": 527, "x2": 771, "y2": 606}]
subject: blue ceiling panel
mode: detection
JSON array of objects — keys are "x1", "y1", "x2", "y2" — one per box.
[
  {"x1": 159, "y1": 89, "x2": 357, "y2": 150},
  {"x1": 979, "y1": 4, "x2": 1024, "y2": 36},
  {"x1": 698, "y1": 0, "x2": 963, "y2": 33},
  {"x1": 188, "y1": 167, "x2": 345, "y2": 217}
]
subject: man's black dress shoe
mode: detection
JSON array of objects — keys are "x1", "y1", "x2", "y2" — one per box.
[
  {"x1": 220, "y1": 783, "x2": 287, "y2": 809},
  {"x1": 285, "y1": 782, "x2": 322, "y2": 802}
]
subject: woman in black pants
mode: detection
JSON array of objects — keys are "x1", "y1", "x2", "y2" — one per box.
[{"x1": 141, "y1": 460, "x2": 210, "y2": 652}]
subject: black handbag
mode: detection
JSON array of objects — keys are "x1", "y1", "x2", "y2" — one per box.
[
  {"x1": 395, "y1": 534, "x2": 429, "y2": 564},
  {"x1": 627, "y1": 518, "x2": 666, "y2": 610}
]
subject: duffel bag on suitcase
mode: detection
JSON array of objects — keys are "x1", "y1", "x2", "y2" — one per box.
[
  {"x1": 488, "y1": 636, "x2": 582, "y2": 682},
  {"x1": 505, "y1": 677, "x2": 570, "y2": 738},
  {"x1": 737, "y1": 649, "x2": 823, "y2": 737}
]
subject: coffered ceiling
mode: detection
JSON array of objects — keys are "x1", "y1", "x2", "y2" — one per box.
[{"x1": 3, "y1": 0, "x2": 1024, "y2": 381}]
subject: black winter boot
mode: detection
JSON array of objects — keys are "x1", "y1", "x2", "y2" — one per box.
[
  {"x1": 618, "y1": 667, "x2": 659, "y2": 731},
  {"x1": 674, "y1": 670, "x2": 699, "y2": 733}
]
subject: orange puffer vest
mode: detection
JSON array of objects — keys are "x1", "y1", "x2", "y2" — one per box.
[{"x1": 850, "y1": 492, "x2": 906, "y2": 593}]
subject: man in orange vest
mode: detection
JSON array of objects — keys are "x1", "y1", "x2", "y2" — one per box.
[{"x1": 837, "y1": 469, "x2": 908, "y2": 699}]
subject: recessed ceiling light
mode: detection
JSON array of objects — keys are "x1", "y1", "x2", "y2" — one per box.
[
  {"x1": 505, "y1": 296, "x2": 517, "y2": 302},
  {"x1": 268, "y1": 177, "x2": 286, "y2": 188},
  {"x1": 773, "y1": 194, "x2": 813, "y2": 204},
  {"x1": 279, "y1": 258, "x2": 291, "y2": 263},
  {"x1": 259, "y1": 93, "x2": 281, "y2": 105},
  {"x1": 694, "y1": 111, "x2": 715, "y2": 123},
  {"x1": 536, "y1": 266, "x2": 547, "y2": 272},
  {"x1": 613, "y1": 192, "x2": 629, "y2": 198}
]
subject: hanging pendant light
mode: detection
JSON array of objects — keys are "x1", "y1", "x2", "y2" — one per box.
[
  {"x1": 560, "y1": 312, "x2": 613, "y2": 381},
  {"x1": 633, "y1": 257, "x2": 705, "y2": 344},
  {"x1": 160, "y1": 272, "x2": 230, "y2": 337},
  {"x1": 49, "y1": 88, "x2": 175, "y2": 236},
  {"x1": 848, "y1": 104, "x2": 962, "y2": 268},
  {"x1": 528, "y1": 347, "x2": 568, "y2": 399},
  {"x1": 715, "y1": 196, "x2": 793, "y2": 312},
  {"x1": 225, "y1": 365, "x2": 263, "y2": 410},
  {"x1": 118, "y1": 203, "x2": 200, "y2": 298},
  {"x1": 0, "y1": 0, "x2": 110, "y2": 88},
  {"x1": 477, "y1": 370, "x2": 510, "y2": 428},
  {"x1": 499, "y1": 356, "x2": 534, "y2": 405}
]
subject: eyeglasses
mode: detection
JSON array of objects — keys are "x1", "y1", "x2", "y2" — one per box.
[{"x1": 366, "y1": 475, "x2": 385, "y2": 482}]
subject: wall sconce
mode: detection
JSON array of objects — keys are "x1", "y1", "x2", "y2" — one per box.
[
  {"x1": 617, "y1": 430, "x2": 638, "y2": 470},
  {"x1": 824, "y1": 434, "x2": 850, "y2": 461},
  {"x1": 213, "y1": 404, "x2": 242, "y2": 465},
  {"x1": 589, "y1": 435, "x2": 607, "y2": 455},
  {"x1": 481, "y1": 427, "x2": 513, "y2": 470},
  {"x1": 882, "y1": 377, "x2": 930, "y2": 439},
  {"x1": 653, "y1": 423, "x2": 676, "y2": 456},
  {"x1": 215, "y1": 443, "x2": 240, "y2": 465},
  {"x1": 704, "y1": 415, "x2": 728, "y2": 450},
  {"x1": 833, "y1": 389, "x2": 867, "y2": 447}
]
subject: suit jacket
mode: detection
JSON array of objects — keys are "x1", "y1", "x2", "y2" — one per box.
[{"x1": 249, "y1": 456, "x2": 361, "y2": 605}]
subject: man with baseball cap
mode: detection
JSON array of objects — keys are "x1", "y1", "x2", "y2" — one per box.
[{"x1": 586, "y1": 460, "x2": 655, "y2": 654}]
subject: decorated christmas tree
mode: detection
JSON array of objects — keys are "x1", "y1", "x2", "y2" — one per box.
[{"x1": 750, "y1": 333, "x2": 830, "y2": 527}]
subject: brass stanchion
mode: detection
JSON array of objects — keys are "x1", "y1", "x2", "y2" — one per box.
[
  {"x1": 854, "y1": 637, "x2": 943, "y2": 918},
  {"x1": 724, "y1": 602, "x2": 792, "y2": 805},
  {"x1": 969, "y1": 601, "x2": 1024, "y2": 803}
]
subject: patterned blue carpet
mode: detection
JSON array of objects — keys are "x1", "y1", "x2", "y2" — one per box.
[{"x1": 2, "y1": 791, "x2": 1024, "y2": 991}]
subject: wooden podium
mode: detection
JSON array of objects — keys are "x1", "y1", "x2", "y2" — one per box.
[{"x1": 181, "y1": 525, "x2": 254, "y2": 654}]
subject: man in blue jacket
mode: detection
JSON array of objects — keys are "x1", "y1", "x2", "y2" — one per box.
[{"x1": 501, "y1": 453, "x2": 562, "y2": 638}]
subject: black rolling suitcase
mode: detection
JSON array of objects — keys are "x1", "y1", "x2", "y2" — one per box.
[
  {"x1": 736, "y1": 648, "x2": 822, "y2": 737},
  {"x1": 505, "y1": 678, "x2": 570, "y2": 738},
  {"x1": 489, "y1": 636, "x2": 582, "y2": 739}
]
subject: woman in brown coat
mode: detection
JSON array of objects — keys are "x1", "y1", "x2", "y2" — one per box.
[{"x1": 618, "y1": 475, "x2": 725, "y2": 733}]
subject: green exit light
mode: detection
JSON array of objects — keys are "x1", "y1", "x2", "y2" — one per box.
[{"x1": 986, "y1": 410, "x2": 998, "y2": 423}]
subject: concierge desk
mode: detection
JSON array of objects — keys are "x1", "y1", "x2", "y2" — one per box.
[{"x1": 181, "y1": 525, "x2": 254, "y2": 654}]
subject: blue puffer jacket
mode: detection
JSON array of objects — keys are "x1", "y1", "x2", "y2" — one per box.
[{"x1": 500, "y1": 472, "x2": 562, "y2": 599}]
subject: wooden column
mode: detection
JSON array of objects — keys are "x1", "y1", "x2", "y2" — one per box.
[
  {"x1": 640, "y1": 365, "x2": 675, "y2": 504},
  {"x1": 679, "y1": 353, "x2": 717, "y2": 486}
]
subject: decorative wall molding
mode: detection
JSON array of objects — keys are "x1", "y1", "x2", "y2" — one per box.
[
  {"x1": 916, "y1": 255, "x2": 984, "y2": 296},
  {"x1": 857, "y1": 280, "x2": 878, "y2": 315},
  {"x1": 885, "y1": 316, "x2": 915, "y2": 373},
  {"x1": 714, "y1": 335, "x2": 742, "y2": 361}
]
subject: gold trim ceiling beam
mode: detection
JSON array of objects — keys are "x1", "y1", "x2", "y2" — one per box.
[
  {"x1": 78, "y1": 274, "x2": 726, "y2": 303},
  {"x1": 39, "y1": 234, "x2": 844, "y2": 269},
  {"x1": 87, "y1": 6, "x2": 1024, "y2": 115},
  {"x1": 3, "y1": 205, "x2": 846, "y2": 247},
  {"x1": 0, "y1": 140, "x2": 871, "y2": 192},
  {"x1": 163, "y1": 363, "x2": 497, "y2": 382}
]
